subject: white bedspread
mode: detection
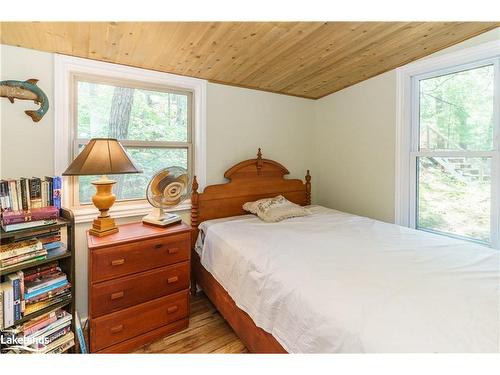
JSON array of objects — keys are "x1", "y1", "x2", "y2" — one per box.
[{"x1": 196, "y1": 206, "x2": 500, "y2": 353}]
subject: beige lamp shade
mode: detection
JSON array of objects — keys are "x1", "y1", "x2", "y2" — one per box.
[{"x1": 62, "y1": 138, "x2": 141, "y2": 176}]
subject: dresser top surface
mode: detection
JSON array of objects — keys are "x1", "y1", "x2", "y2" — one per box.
[{"x1": 87, "y1": 221, "x2": 191, "y2": 249}]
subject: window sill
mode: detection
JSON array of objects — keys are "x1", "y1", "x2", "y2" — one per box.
[{"x1": 70, "y1": 200, "x2": 192, "y2": 224}]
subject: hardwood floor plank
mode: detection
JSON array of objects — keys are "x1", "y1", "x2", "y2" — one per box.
[
  {"x1": 134, "y1": 292, "x2": 247, "y2": 354},
  {"x1": 212, "y1": 340, "x2": 249, "y2": 354}
]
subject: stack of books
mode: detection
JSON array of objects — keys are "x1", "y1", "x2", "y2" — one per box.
[
  {"x1": 1, "y1": 307, "x2": 74, "y2": 354},
  {"x1": 1, "y1": 262, "x2": 71, "y2": 329},
  {"x1": 1, "y1": 227, "x2": 66, "y2": 270},
  {"x1": 0, "y1": 176, "x2": 61, "y2": 212},
  {"x1": 1, "y1": 205, "x2": 60, "y2": 233},
  {"x1": 23, "y1": 262, "x2": 71, "y2": 316},
  {"x1": 0, "y1": 175, "x2": 62, "y2": 232},
  {"x1": 0, "y1": 239, "x2": 47, "y2": 269}
]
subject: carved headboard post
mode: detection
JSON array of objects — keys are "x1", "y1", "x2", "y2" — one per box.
[
  {"x1": 191, "y1": 175, "x2": 199, "y2": 247},
  {"x1": 305, "y1": 170, "x2": 311, "y2": 205},
  {"x1": 256, "y1": 148, "x2": 263, "y2": 174}
]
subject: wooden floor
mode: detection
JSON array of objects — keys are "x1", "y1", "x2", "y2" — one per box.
[{"x1": 134, "y1": 292, "x2": 248, "y2": 353}]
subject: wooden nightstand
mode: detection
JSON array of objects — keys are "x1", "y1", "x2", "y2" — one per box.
[{"x1": 87, "y1": 221, "x2": 191, "y2": 353}]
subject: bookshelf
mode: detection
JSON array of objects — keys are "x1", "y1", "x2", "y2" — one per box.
[{"x1": 0, "y1": 208, "x2": 76, "y2": 353}]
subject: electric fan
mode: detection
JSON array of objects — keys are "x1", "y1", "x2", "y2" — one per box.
[{"x1": 142, "y1": 166, "x2": 191, "y2": 227}]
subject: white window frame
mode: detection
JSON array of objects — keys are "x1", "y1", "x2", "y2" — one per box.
[
  {"x1": 395, "y1": 40, "x2": 500, "y2": 249},
  {"x1": 54, "y1": 55, "x2": 207, "y2": 223}
]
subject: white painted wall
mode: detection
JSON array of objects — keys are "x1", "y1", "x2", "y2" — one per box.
[
  {"x1": 0, "y1": 45, "x2": 55, "y2": 177},
  {"x1": 207, "y1": 83, "x2": 313, "y2": 184},
  {"x1": 313, "y1": 70, "x2": 396, "y2": 222},
  {"x1": 312, "y1": 27, "x2": 500, "y2": 224},
  {"x1": 0, "y1": 44, "x2": 314, "y2": 319}
]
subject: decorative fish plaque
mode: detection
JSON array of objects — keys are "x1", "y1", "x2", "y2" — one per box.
[{"x1": 0, "y1": 79, "x2": 49, "y2": 122}]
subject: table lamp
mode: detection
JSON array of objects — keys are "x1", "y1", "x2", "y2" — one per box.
[{"x1": 63, "y1": 138, "x2": 142, "y2": 237}]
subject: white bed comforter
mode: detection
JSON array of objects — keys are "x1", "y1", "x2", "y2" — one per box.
[{"x1": 196, "y1": 206, "x2": 500, "y2": 353}]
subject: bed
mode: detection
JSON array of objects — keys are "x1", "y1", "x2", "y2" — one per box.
[{"x1": 190, "y1": 150, "x2": 500, "y2": 353}]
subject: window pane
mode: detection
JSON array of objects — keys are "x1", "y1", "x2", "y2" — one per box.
[
  {"x1": 78, "y1": 147, "x2": 188, "y2": 203},
  {"x1": 417, "y1": 156, "x2": 491, "y2": 243},
  {"x1": 419, "y1": 65, "x2": 494, "y2": 151},
  {"x1": 77, "y1": 81, "x2": 189, "y2": 142}
]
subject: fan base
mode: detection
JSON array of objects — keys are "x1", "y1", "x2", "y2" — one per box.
[{"x1": 142, "y1": 213, "x2": 182, "y2": 227}]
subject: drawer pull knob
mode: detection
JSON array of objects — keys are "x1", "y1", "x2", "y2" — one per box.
[
  {"x1": 167, "y1": 248, "x2": 178, "y2": 254},
  {"x1": 110, "y1": 324, "x2": 123, "y2": 333},
  {"x1": 167, "y1": 276, "x2": 179, "y2": 284},
  {"x1": 111, "y1": 291, "x2": 124, "y2": 300},
  {"x1": 111, "y1": 258, "x2": 125, "y2": 266},
  {"x1": 154, "y1": 244, "x2": 163, "y2": 249},
  {"x1": 167, "y1": 305, "x2": 178, "y2": 314}
]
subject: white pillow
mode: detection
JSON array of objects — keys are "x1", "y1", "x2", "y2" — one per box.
[{"x1": 242, "y1": 195, "x2": 311, "y2": 223}]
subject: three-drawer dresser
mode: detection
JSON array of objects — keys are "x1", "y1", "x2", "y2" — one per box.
[{"x1": 87, "y1": 221, "x2": 191, "y2": 353}]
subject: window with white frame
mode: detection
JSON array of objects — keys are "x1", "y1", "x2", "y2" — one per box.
[
  {"x1": 396, "y1": 41, "x2": 499, "y2": 249},
  {"x1": 74, "y1": 76, "x2": 193, "y2": 205},
  {"x1": 55, "y1": 55, "x2": 206, "y2": 221}
]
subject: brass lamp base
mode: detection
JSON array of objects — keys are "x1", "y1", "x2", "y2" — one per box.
[
  {"x1": 89, "y1": 175, "x2": 119, "y2": 237},
  {"x1": 89, "y1": 217, "x2": 119, "y2": 237}
]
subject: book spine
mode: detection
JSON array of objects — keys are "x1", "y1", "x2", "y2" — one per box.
[
  {"x1": 29, "y1": 178, "x2": 42, "y2": 209},
  {"x1": 39, "y1": 234, "x2": 62, "y2": 244},
  {"x1": 53, "y1": 177, "x2": 62, "y2": 209},
  {"x1": 24, "y1": 178, "x2": 31, "y2": 210},
  {"x1": 0, "y1": 180, "x2": 8, "y2": 211},
  {"x1": 21, "y1": 308, "x2": 60, "y2": 332},
  {"x1": 27, "y1": 292, "x2": 71, "y2": 310},
  {"x1": 4, "y1": 180, "x2": 12, "y2": 211},
  {"x1": 0, "y1": 242, "x2": 42, "y2": 260},
  {"x1": 3, "y1": 282, "x2": 14, "y2": 328},
  {"x1": 13, "y1": 301, "x2": 21, "y2": 321},
  {"x1": 44, "y1": 241, "x2": 63, "y2": 250},
  {"x1": 1, "y1": 212, "x2": 31, "y2": 225},
  {"x1": 0, "y1": 180, "x2": 4, "y2": 211},
  {"x1": 8, "y1": 276, "x2": 22, "y2": 321},
  {"x1": 26, "y1": 285, "x2": 70, "y2": 304},
  {"x1": 0, "y1": 250, "x2": 47, "y2": 267},
  {"x1": 2, "y1": 206, "x2": 59, "y2": 225},
  {"x1": 46, "y1": 177, "x2": 54, "y2": 206},
  {"x1": 23, "y1": 264, "x2": 59, "y2": 282},
  {"x1": 9, "y1": 276, "x2": 20, "y2": 302},
  {"x1": 75, "y1": 311, "x2": 87, "y2": 353},
  {"x1": 39, "y1": 332, "x2": 74, "y2": 354},
  {"x1": 9, "y1": 180, "x2": 19, "y2": 211},
  {"x1": 18, "y1": 270, "x2": 25, "y2": 313},
  {"x1": 36, "y1": 325, "x2": 71, "y2": 349},
  {"x1": 2, "y1": 219, "x2": 57, "y2": 232},
  {"x1": 19, "y1": 179, "x2": 27, "y2": 211},
  {"x1": 30, "y1": 312, "x2": 72, "y2": 335},
  {"x1": 24, "y1": 293, "x2": 70, "y2": 316},
  {"x1": 25, "y1": 280, "x2": 68, "y2": 300},
  {"x1": 41, "y1": 180, "x2": 47, "y2": 207},
  {"x1": 47, "y1": 337, "x2": 74, "y2": 354},
  {"x1": 16, "y1": 180, "x2": 22, "y2": 211},
  {"x1": 0, "y1": 289, "x2": 3, "y2": 330},
  {"x1": 30, "y1": 316, "x2": 72, "y2": 341},
  {"x1": 26, "y1": 274, "x2": 67, "y2": 294},
  {"x1": 22, "y1": 314, "x2": 57, "y2": 336}
]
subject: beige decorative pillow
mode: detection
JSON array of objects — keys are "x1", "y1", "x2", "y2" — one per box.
[
  {"x1": 242, "y1": 195, "x2": 311, "y2": 222},
  {"x1": 242, "y1": 197, "x2": 274, "y2": 214}
]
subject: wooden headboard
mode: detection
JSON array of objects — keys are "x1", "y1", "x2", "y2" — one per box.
[{"x1": 190, "y1": 149, "x2": 311, "y2": 244}]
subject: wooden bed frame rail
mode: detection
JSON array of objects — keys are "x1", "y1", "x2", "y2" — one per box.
[{"x1": 189, "y1": 149, "x2": 311, "y2": 353}]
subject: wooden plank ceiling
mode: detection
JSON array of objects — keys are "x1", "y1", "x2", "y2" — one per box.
[{"x1": 1, "y1": 22, "x2": 498, "y2": 99}]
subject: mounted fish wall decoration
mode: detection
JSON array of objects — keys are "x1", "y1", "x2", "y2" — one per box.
[{"x1": 0, "y1": 79, "x2": 49, "y2": 122}]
